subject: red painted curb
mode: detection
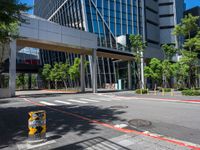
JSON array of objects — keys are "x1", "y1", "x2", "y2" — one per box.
[{"x1": 23, "y1": 98, "x2": 200, "y2": 150}]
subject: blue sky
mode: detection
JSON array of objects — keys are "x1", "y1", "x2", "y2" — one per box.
[{"x1": 20, "y1": 0, "x2": 200, "y2": 14}]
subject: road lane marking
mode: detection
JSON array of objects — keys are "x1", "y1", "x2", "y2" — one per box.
[
  {"x1": 94, "y1": 98, "x2": 111, "y2": 101},
  {"x1": 68, "y1": 99, "x2": 88, "y2": 104},
  {"x1": 80, "y1": 98, "x2": 99, "y2": 102},
  {"x1": 114, "y1": 124, "x2": 128, "y2": 129},
  {"x1": 40, "y1": 101, "x2": 57, "y2": 106},
  {"x1": 55, "y1": 100, "x2": 72, "y2": 105}
]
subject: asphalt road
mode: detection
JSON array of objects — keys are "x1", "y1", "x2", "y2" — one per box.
[{"x1": 0, "y1": 91, "x2": 200, "y2": 149}]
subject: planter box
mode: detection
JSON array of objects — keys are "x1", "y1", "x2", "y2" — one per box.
[{"x1": 0, "y1": 88, "x2": 11, "y2": 98}]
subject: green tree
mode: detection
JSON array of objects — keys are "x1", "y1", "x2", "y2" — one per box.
[
  {"x1": 180, "y1": 50, "x2": 198, "y2": 87},
  {"x1": 162, "y1": 60, "x2": 173, "y2": 88},
  {"x1": 0, "y1": 0, "x2": 30, "y2": 66},
  {"x1": 173, "y1": 14, "x2": 199, "y2": 39},
  {"x1": 195, "y1": 31, "x2": 200, "y2": 51},
  {"x1": 129, "y1": 34, "x2": 146, "y2": 89},
  {"x1": 50, "y1": 63, "x2": 62, "y2": 89},
  {"x1": 0, "y1": 0, "x2": 31, "y2": 25},
  {"x1": 171, "y1": 62, "x2": 189, "y2": 89},
  {"x1": 69, "y1": 58, "x2": 81, "y2": 87},
  {"x1": 161, "y1": 44, "x2": 177, "y2": 60},
  {"x1": 59, "y1": 62, "x2": 70, "y2": 89},
  {"x1": 173, "y1": 14, "x2": 200, "y2": 88},
  {"x1": 0, "y1": 0, "x2": 30, "y2": 87},
  {"x1": 16, "y1": 73, "x2": 25, "y2": 89},
  {"x1": 42, "y1": 64, "x2": 51, "y2": 89},
  {"x1": 144, "y1": 58, "x2": 162, "y2": 90}
]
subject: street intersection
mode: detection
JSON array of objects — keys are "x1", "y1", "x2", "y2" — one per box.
[{"x1": 0, "y1": 91, "x2": 200, "y2": 150}]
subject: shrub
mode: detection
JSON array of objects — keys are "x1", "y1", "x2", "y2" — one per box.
[
  {"x1": 182, "y1": 89, "x2": 200, "y2": 96},
  {"x1": 159, "y1": 88, "x2": 171, "y2": 92},
  {"x1": 177, "y1": 88, "x2": 188, "y2": 91},
  {"x1": 135, "y1": 89, "x2": 148, "y2": 94}
]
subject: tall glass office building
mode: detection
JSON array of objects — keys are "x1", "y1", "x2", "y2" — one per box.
[{"x1": 34, "y1": 0, "x2": 184, "y2": 89}]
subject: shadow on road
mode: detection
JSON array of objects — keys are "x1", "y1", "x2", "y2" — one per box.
[
  {"x1": 0, "y1": 104, "x2": 126, "y2": 148},
  {"x1": 52, "y1": 136, "x2": 131, "y2": 150}
]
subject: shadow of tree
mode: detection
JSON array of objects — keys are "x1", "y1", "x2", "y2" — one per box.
[{"x1": 0, "y1": 104, "x2": 126, "y2": 148}]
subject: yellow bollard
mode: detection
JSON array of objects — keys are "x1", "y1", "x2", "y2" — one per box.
[
  {"x1": 162, "y1": 88, "x2": 165, "y2": 96},
  {"x1": 28, "y1": 110, "x2": 46, "y2": 143},
  {"x1": 154, "y1": 89, "x2": 157, "y2": 95},
  {"x1": 171, "y1": 89, "x2": 174, "y2": 96}
]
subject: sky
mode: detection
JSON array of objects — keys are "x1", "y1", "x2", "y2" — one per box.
[{"x1": 20, "y1": 0, "x2": 200, "y2": 14}]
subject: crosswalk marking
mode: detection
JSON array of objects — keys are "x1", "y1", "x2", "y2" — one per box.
[
  {"x1": 80, "y1": 98, "x2": 99, "y2": 102},
  {"x1": 94, "y1": 98, "x2": 111, "y2": 101},
  {"x1": 40, "y1": 101, "x2": 57, "y2": 106},
  {"x1": 68, "y1": 99, "x2": 88, "y2": 104},
  {"x1": 55, "y1": 100, "x2": 72, "y2": 105}
]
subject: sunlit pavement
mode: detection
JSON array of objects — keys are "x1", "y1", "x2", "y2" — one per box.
[{"x1": 0, "y1": 91, "x2": 200, "y2": 150}]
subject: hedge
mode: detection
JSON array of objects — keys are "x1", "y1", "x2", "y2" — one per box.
[
  {"x1": 159, "y1": 88, "x2": 171, "y2": 92},
  {"x1": 135, "y1": 89, "x2": 148, "y2": 94},
  {"x1": 182, "y1": 89, "x2": 200, "y2": 96}
]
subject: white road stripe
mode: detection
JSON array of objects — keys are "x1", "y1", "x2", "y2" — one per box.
[
  {"x1": 80, "y1": 98, "x2": 99, "y2": 102},
  {"x1": 55, "y1": 100, "x2": 72, "y2": 105},
  {"x1": 40, "y1": 101, "x2": 57, "y2": 106},
  {"x1": 114, "y1": 124, "x2": 128, "y2": 129},
  {"x1": 94, "y1": 98, "x2": 111, "y2": 101},
  {"x1": 68, "y1": 99, "x2": 88, "y2": 104}
]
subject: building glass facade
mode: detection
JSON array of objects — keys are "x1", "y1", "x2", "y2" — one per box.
[
  {"x1": 34, "y1": 0, "x2": 184, "y2": 89},
  {"x1": 34, "y1": 0, "x2": 143, "y2": 89}
]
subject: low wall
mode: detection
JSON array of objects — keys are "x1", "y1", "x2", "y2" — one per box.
[{"x1": 0, "y1": 88, "x2": 10, "y2": 98}]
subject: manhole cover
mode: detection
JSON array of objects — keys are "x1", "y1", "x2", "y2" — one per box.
[
  {"x1": 128, "y1": 119, "x2": 152, "y2": 127},
  {"x1": 109, "y1": 106, "x2": 128, "y2": 109}
]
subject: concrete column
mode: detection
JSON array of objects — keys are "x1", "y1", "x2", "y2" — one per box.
[
  {"x1": 9, "y1": 40, "x2": 16, "y2": 97},
  {"x1": 92, "y1": 49, "x2": 97, "y2": 93},
  {"x1": 80, "y1": 55, "x2": 85, "y2": 92},
  {"x1": 141, "y1": 53, "x2": 144, "y2": 89},
  {"x1": 128, "y1": 61, "x2": 132, "y2": 90}
]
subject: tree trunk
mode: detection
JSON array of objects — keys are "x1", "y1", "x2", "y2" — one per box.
[
  {"x1": 154, "y1": 82, "x2": 157, "y2": 93},
  {"x1": 63, "y1": 80, "x2": 67, "y2": 90},
  {"x1": 55, "y1": 81, "x2": 57, "y2": 89},
  {"x1": 48, "y1": 81, "x2": 50, "y2": 89}
]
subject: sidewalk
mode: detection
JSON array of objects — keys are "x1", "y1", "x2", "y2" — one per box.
[
  {"x1": 112, "y1": 91, "x2": 200, "y2": 101},
  {"x1": 16, "y1": 132, "x2": 198, "y2": 150}
]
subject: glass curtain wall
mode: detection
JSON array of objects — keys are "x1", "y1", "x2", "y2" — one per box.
[{"x1": 34, "y1": 0, "x2": 142, "y2": 89}]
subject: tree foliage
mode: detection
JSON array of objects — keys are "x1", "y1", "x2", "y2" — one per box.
[
  {"x1": 171, "y1": 62, "x2": 189, "y2": 88},
  {"x1": 144, "y1": 58, "x2": 162, "y2": 89},
  {"x1": 69, "y1": 58, "x2": 81, "y2": 81},
  {"x1": 0, "y1": 0, "x2": 31, "y2": 69},
  {"x1": 129, "y1": 34, "x2": 146, "y2": 88},
  {"x1": 16, "y1": 73, "x2": 25, "y2": 89},
  {"x1": 161, "y1": 44, "x2": 177, "y2": 60},
  {"x1": 173, "y1": 14, "x2": 199, "y2": 38},
  {"x1": 129, "y1": 34, "x2": 146, "y2": 62},
  {"x1": 41, "y1": 58, "x2": 87, "y2": 89},
  {"x1": 0, "y1": 0, "x2": 31, "y2": 25}
]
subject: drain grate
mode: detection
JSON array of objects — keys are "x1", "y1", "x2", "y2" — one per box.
[
  {"x1": 109, "y1": 106, "x2": 128, "y2": 109},
  {"x1": 128, "y1": 119, "x2": 152, "y2": 127}
]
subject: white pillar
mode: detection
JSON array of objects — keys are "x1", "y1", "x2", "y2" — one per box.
[
  {"x1": 128, "y1": 61, "x2": 132, "y2": 90},
  {"x1": 9, "y1": 40, "x2": 16, "y2": 97},
  {"x1": 80, "y1": 54, "x2": 85, "y2": 92},
  {"x1": 141, "y1": 53, "x2": 144, "y2": 89},
  {"x1": 92, "y1": 49, "x2": 97, "y2": 93}
]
